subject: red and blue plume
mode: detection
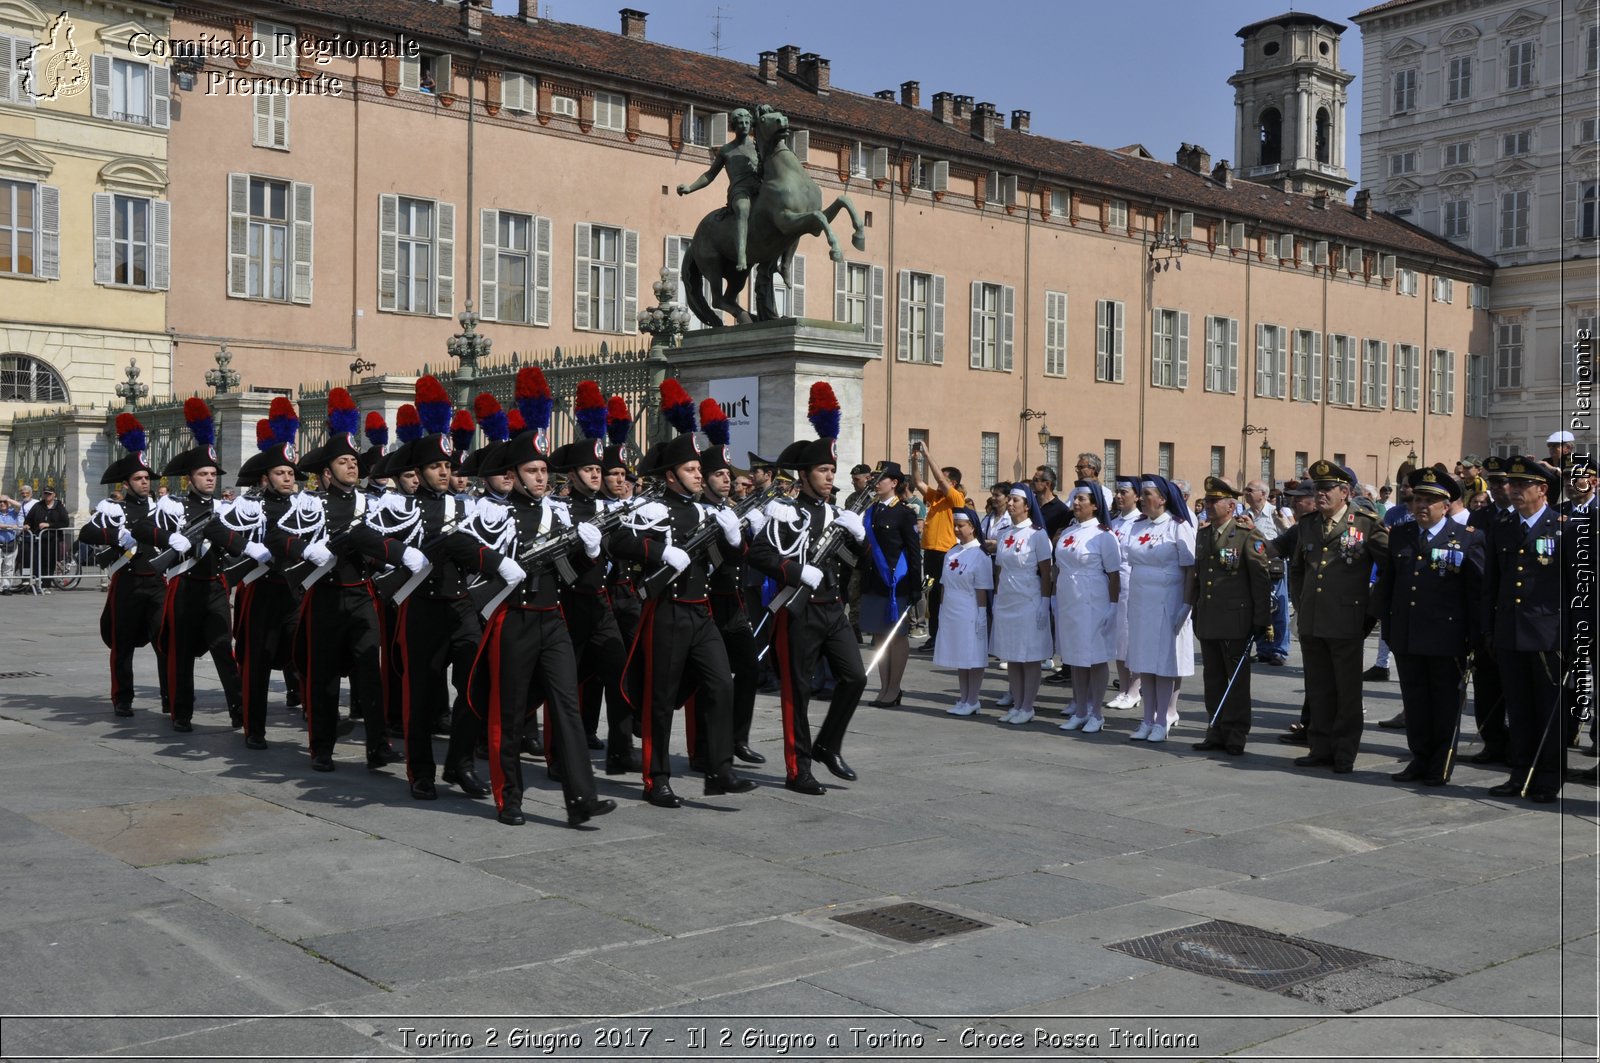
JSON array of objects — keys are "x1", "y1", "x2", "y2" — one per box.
[
  {"x1": 363, "y1": 411, "x2": 388, "y2": 448},
  {"x1": 415, "y1": 375, "x2": 452, "y2": 436},
  {"x1": 473, "y1": 393, "x2": 509, "y2": 444},
  {"x1": 115, "y1": 412, "x2": 147, "y2": 454},
  {"x1": 395, "y1": 403, "x2": 423, "y2": 443},
  {"x1": 506, "y1": 409, "x2": 526, "y2": 436},
  {"x1": 807, "y1": 381, "x2": 840, "y2": 440},
  {"x1": 515, "y1": 366, "x2": 552, "y2": 432},
  {"x1": 574, "y1": 380, "x2": 608, "y2": 441},
  {"x1": 660, "y1": 379, "x2": 696, "y2": 435},
  {"x1": 699, "y1": 398, "x2": 730, "y2": 447},
  {"x1": 255, "y1": 418, "x2": 275, "y2": 451},
  {"x1": 327, "y1": 387, "x2": 360, "y2": 437},
  {"x1": 451, "y1": 409, "x2": 475, "y2": 452},
  {"x1": 183, "y1": 397, "x2": 215, "y2": 447},
  {"x1": 268, "y1": 397, "x2": 299, "y2": 446},
  {"x1": 606, "y1": 396, "x2": 632, "y2": 444}
]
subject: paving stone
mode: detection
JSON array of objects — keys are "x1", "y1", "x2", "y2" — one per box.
[
  {"x1": 0, "y1": 833, "x2": 189, "y2": 932},
  {"x1": 1224, "y1": 858, "x2": 1447, "y2": 914},
  {"x1": 1044, "y1": 851, "x2": 1248, "y2": 895},
  {"x1": 1244, "y1": 1005, "x2": 1576, "y2": 1060},
  {"x1": 0, "y1": 753, "x2": 229, "y2": 814},
  {"x1": 1156, "y1": 886, "x2": 1351, "y2": 936},
  {"x1": 925, "y1": 870, "x2": 1146, "y2": 926}
]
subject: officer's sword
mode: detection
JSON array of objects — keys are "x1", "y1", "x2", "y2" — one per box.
[
  {"x1": 864, "y1": 605, "x2": 915, "y2": 676},
  {"x1": 1520, "y1": 651, "x2": 1565, "y2": 798},
  {"x1": 1441, "y1": 652, "x2": 1475, "y2": 783}
]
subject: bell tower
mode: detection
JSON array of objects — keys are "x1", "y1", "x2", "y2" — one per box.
[{"x1": 1228, "y1": 12, "x2": 1355, "y2": 199}]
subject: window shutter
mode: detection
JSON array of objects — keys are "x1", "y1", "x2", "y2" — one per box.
[
  {"x1": 1096, "y1": 300, "x2": 1109, "y2": 379},
  {"x1": 708, "y1": 111, "x2": 728, "y2": 147},
  {"x1": 1310, "y1": 331, "x2": 1322, "y2": 403},
  {"x1": 377, "y1": 192, "x2": 398, "y2": 311},
  {"x1": 93, "y1": 191, "x2": 114, "y2": 285},
  {"x1": 868, "y1": 147, "x2": 888, "y2": 181},
  {"x1": 1205, "y1": 318, "x2": 1219, "y2": 390},
  {"x1": 37, "y1": 185, "x2": 59, "y2": 280},
  {"x1": 290, "y1": 182, "x2": 312, "y2": 304},
  {"x1": 1344, "y1": 339, "x2": 1357, "y2": 405},
  {"x1": 148, "y1": 197, "x2": 170, "y2": 291},
  {"x1": 1275, "y1": 331, "x2": 1288, "y2": 398},
  {"x1": 1256, "y1": 325, "x2": 1271, "y2": 396},
  {"x1": 1565, "y1": 181, "x2": 1579, "y2": 238},
  {"x1": 227, "y1": 175, "x2": 251, "y2": 297},
  {"x1": 533, "y1": 215, "x2": 552, "y2": 326},
  {"x1": 1377, "y1": 342, "x2": 1389, "y2": 408},
  {"x1": 1176, "y1": 311, "x2": 1189, "y2": 389},
  {"x1": 868, "y1": 264, "x2": 885, "y2": 347},
  {"x1": 1446, "y1": 351, "x2": 1456, "y2": 413},
  {"x1": 434, "y1": 200, "x2": 454, "y2": 316},
  {"x1": 272, "y1": 93, "x2": 289, "y2": 147},
  {"x1": 622, "y1": 227, "x2": 640, "y2": 334},
  {"x1": 434, "y1": 55, "x2": 452, "y2": 94},
  {"x1": 790, "y1": 129, "x2": 808, "y2": 163},
  {"x1": 573, "y1": 221, "x2": 592, "y2": 329},
  {"x1": 400, "y1": 56, "x2": 419, "y2": 92},
  {"x1": 479, "y1": 209, "x2": 499, "y2": 320},
  {"x1": 931, "y1": 273, "x2": 945, "y2": 364},
  {"x1": 834, "y1": 260, "x2": 848, "y2": 323},
  {"x1": 150, "y1": 64, "x2": 170, "y2": 128},
  {"x1": 931, "y1": 160, "x2": 949, "y2": 193},
  {"x1": 1001, "y1": 284, "x2": 1015, "y2": 371},
  {"x1": 0, "y1": 36, "x2": 12, "y2": 104},
  {"x1": 1001, "y1": 174, "x2": 1018, "y2": 207},
  {"x1": 1112, "y1": 300, "x2": 1125, "y2": 382},
  {"x1": 1226, "y1": 318, "x2": 1239, "y2": 394},
  {"x1": 91, "y1": 54, "x2": 110, "y2": 119},
  {"x1": 970, "y1": 281, "x2": 983, "y2": 368},
  {"x1": 253, "y1": 93, "x2": 271, "y2": 146},
  {"x1": 896, "y1": 270, "x2": 910, "y2": 361}
]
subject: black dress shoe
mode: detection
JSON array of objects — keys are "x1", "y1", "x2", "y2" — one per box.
[
  {"x1": 785, "y1": 775, "x2": 826, "y2": 795},
  {"x1": 366, "y1": 745, "x2": 399, "y2": 769},
  {"x1": 498, "y1": 808, "x2": 526, "y2": 826},
  {"x1": 1378, "y1": 713, "x2": 1406, "y2": 729},
  {"x1": 1420, "y1": 775, "x2": 1447, "y2": 787},
  {"x1": 1044, "y1": 668, "x2": 1070, "y2": 685},
  {"x1": 1527, "y1": 791, "x2": 1558, "y2": 804},
  {"x1": 172, "y1": 719, "x2": 193, "y2": 733},
  {"x1": 704, "y1": 772, "x2": 757, "y2": 795},
  {"x1": 310, "y1": 754, "x2": 335, "y2": 772},
  {"x1": 1226, "y1": 744, "x2": 1246, "y2": 756},
  {"x1": 442, "y1": 767, "x2": 490, "y2": 797},
  {"x1": 586, "y1": 733, "x2": 606, "y2": 750},
  {"x1": 245, "y1": 736, "x2": 269, "y2": 751},
  {"x1": 113, "y1": 705, "x2": 134, "y2": 718},
  {"x1": 734, "y1": 743, "x2": 766, "y2": 765},
  {"x1": 1363, "y1": 665, "x2": 1390, "y2": 681},
  {"x1": 521, "y1": 735, "x2": 545, "y2": 757},
  {"x1": 1487, "y1": 781, "x2": 1520, "y2": 797},
  {"x1": 1277, "y1": 731, "x2": 1310, "y2": 746},
  {"x1": 410, "y1": 780, "x2": 438, "y2": 800},
  {"x1": 567, "y1": 796, "x2": 617, "y2": 826},
  {"x1": 1192, "y1": 739, "x2": 1228, "y2": 752},
  {"x1": 229, "y1": 708, "x2": 243, "y2": 729},
  {"x1": 1332, "y1": 763, "x2": 1354, "y2": 774},
  {"x1": 645, "y1": 784, "x2": 682, "y2": 809},
  {"x1": 866, "y1": 692, "x2": 902, "y2": 708},
  {"x1": 812, "y1": 745, "x2": 857, "y2": 781},
  {"x1": 605, "y1": 751, "x2": 642, "y2": 775},
  {"x1": 1467, "y1": 749, "x2": 1506, "y2": 765},
  {"x1": 1293, "y1": 754, "x2": 1333, "y2": 768},
  {"x1": 1392, "y1": 767, "x2": 1424, "y2": 782}
]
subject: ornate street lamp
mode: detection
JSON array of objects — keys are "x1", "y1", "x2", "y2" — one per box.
[
  {"x1": 446, "y1": 300, "x2": 492, "y2": 407},
  {"x1": 205, "y1": 345, "x2": 240, "y2": 394},
  {"x1": 114, "y1": 358, "x2": 148, "y2": 409}
]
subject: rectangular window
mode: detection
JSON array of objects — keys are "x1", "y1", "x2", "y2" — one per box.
[
  {"x1": 252, "y1": 91, "x2": 289, "y2": 149},
  {"x1": 1095, "y1": 299, "x2": 1125, "y2": 382},
  {"x1": 1151, "y1": 307, "x2": 1189, "y2": 389},
  {"x1": 980, "y1": 432, "x2": 999, "y2": 489},
  {"x1": 849, "y1": 141, "x2": 867, "y2": 178},
  {"x1": 110, "y1": 195, "x2": 149, "y2": 287},
  {"x1": 0, "y1": 178, "x2": 35, "y2": 276},
  {"x1": 571, "y1": 222, "x2": 636, "y2": 332},
  {"x1": 1256, "y1": 323, "x2": 1287, "y2": 399},
  {"x1": 253, "y1": 18, "x2": 296, "y2": 69},
  {"x1": 1500, "y1": 190, "x2": 1529, "y2": 249},
  {"x1": 395, "y1": 196, "x2": 432, "y2": 313},
  {"x1": 894, "y1": 268, "x2": 938, "y2": 362},
  {"x1": 1204, "y1": 315, "x2": 1239, "y2": 394},
  {"x1": 1496, "y1": 320, "x2": 1523, "y2": 389},
  {"x1": 1044, "y1": 437, "x2": 1062, "y2": 477},
  {"x1": 1157, "y1": 443, "x2": 1174, "y2": 480},
  {"x1": 1581, "y1": 182, "x2": 1599, "y2": 240},
  {"x1": 1443, "y1": 140, "x2": 1472, "y2": 166},
  {"x1": 1432, "y1": 276, "x2": 1454, "y2": 303},
  {"x1": 1587, "y1": 25, "x2": 1599, "y2": 73},
  {"x1": 1295, "y1": 452, "x2": 1309, "y2": 478},
  {"x1": 231, "y1": 174, "x2": 311, "y2": 303},
  {"x1": 1443, "y1": 199, "x2": 1470, "y2": 239},
  {"x1": 1394, "y1": 343, "x2": 1421, "y2": 411},
  {"x1": 550, "y1": 94, "x2": 578, "y2": 118},
  {"x1": 971, "y1": 281, "x2": 999, "y2": 370},
  {"x1": 1049, "y1": 189, "x2": 1069, "y2": 219},
  {"x1": 588, "y1": 225, "x2": 621, "y2": 330},
  {"x1": 1107, "y1": 199, "x2": 1128, "y2": 230},
  {"x1": 1044, "y1": 290, "x2": 1068, "y2": 377},
  {"x1": 1583, "y1": 118, "x2": 1600, "y2": 144},
  {"x1": 501, "y1": 72, "x2": 534, "y2": 113},
  {"x1": 593, "y1": 90, "x2": 626, "y2": 131},
  {"x1": 1429, "y1": 349, "x2": 1457, "y2": 414},
  {"x1": 1328, "y1": 334, "x2": 1357, "y2": 406},
  {"x1": 1447, "y1": 55, "x2": 1472, "y2": 100},
  {"x1": 415, "y1": 53, "x2": 450, "y2": 94},
  {"x1": 1262, "y1": 447, "x2": 1276, "y2": 484},
  {"x1": 1103, "y1": 440, "x2": 1119, "y2": 486},
  {"x1": 496, "y1": 212, "x2": 530, "y2": 323},
  {"x1": 1396, "y1": 268, "x2": 1418, "y2": 296},
  {"x1": 1291, "y1": 328, "x2": 1322, "y2": 403},
  {"x1": 1392, "y1": 68, "x2": 1417, "y2": 113},
  {"x1": 841, "y1": 262, "x2": 869, "y2": 327},
  {"x1": 1210, "y1": 446, "x2": 1225, "y2": 478},
  {"x1": 1467, "y1": 352, "x2": 1489, "y2": 416},
  {"x1": 1389, "y1": 151, "x2": 1418, "y2": 176},
  {"x1": 1362, "y1": 339, "x2": 1390, "y2": 408},
  {"x1": 1502, "y1": 130, "x2": 1532, "y2": 157},
  {"x1": 1507, "y1": 39, "x2": 1535, "y2": 89},
  {"x1": 110, "y1": 58, "x2": 149, "y2": 125}
]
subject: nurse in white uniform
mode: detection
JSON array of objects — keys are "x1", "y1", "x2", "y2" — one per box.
[
  {"x1": 1123, "y1": 474, "x2": 1196, "y2": 742},
  {"x1": 988, "y1": 483, "x2": 1055, "y2": 725},
  {"x1": 1106, "y1": 476, "x2": 1143, "y2": 712},
  {"x1": 1054, "y1": 483, "x2": 1122, "y2": 733},
  {"x1": 936, "y1": 508, "x2": 993, "y2": 716}
]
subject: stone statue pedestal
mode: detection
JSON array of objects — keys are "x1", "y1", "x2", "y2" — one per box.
[{"x1": 670, "y1": 319, "x2": 879, "y2": 472}]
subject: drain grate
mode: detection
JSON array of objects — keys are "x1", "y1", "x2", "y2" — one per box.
[
  {"x1": 1108, "y1": 919, "x2": 1379, "y2": 992},
  {"x1": 832, "y1": 902, "x2": 990, "y2": 943},
  {"x1": 0, "y1": 670, "x2": 47, "y2": 680}
]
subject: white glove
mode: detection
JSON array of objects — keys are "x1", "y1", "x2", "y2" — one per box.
[
  {"x1": 745, "y1": 509, "x2": 769, "y2": 536},
  {"x1": 577, "y1": 521, "x2": 603, "y2": 559},
  {"x1": 244, "y1": 541, "x2": 272, "y2": 564},
  {"x1": 799, "y1": 564, "x2": 823, "y2": 589},
  {"x1": 95, "y1": 499, "x2": 123, "y2": 520},
  {"x1": 835, "y1": 510, "x2": 866, "y2": 542},
  {"x1": 117, "y1": 526, "x2": 136, "y2": 550},
  {"x1": 303, "y1": 540, "x2": 333, "y2": 567},
  {"x1": 497, "y1": 557, "x2": 526, "y2": 585},
  {"x1": 401, "y1": 546, "x2": 427, "y2": 573},
  {"x1": 714, "y1": 507, "x2": 742, "y2": 547},
  {"x1": 661, "y1": 545, "x2": 690, "y2": 573},
  {"x1": 167, "y1": 532, "x2": 192, "y2": 555}
]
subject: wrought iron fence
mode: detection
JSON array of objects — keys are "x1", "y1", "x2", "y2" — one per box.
[{"x1": 7, "y1": 408, "x2": 72, "y2": 494}]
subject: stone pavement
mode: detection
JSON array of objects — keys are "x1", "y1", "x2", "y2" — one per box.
[{"x1": 0, "y1": 587, "x2": 1595, "y2": 1061}]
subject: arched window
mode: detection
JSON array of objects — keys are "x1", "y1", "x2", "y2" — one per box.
[
  {"x1": 1258, "y1": 108, "x2": 1282, "y2": 167},
  {"x1": 1315, "y1": 107, "x2": 1332, "y2": 164},
  {"x1": 0, "y1": 354, "x2": 68, "y2": 403}
]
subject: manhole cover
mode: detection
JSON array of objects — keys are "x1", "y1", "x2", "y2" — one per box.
[
  {"x1": 832, "y1": 903, "x2": 990, "y2": 943},
  {"x1": 0, "y1": 671, "x2": 47, "y2": 679},
  {"x1": 1108, "y1": 919, "x2": 1378, "y2": 992}
]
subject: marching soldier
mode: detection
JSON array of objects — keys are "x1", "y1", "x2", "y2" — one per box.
[
  {"x1": 1379, "y1": 465, "x2": 1484, "y2": 786},
  {"x1": 1288, "y1": 460, "x2": 1389, "y2": 774},
  {"x1": 600, "y1": 397, "x2": 645, "y2": 763},
  {"x1": 1190, "y1": 477, "x2": 1271, "y2": 756}
]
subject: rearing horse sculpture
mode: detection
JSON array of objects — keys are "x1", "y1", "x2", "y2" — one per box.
[{"x1": 682, "y1": 108, "x2": 867, "y2": 328}]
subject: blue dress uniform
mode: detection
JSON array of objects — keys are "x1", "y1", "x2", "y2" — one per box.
[
  {"x1": 1379, "y1": 465, "x2": 1483, "y2": 785},
  {"x1": 1482, "y1": 457, "x2": 1571, "y2": 802},
  {"x1": 1463, "y1": 455, "x2": 1517, "y2": 764}
]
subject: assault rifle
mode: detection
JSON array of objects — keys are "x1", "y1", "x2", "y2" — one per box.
[
  {"x1": 637, "y1": 478, "x2": 788, "y2": 601},
  {"x1": 476, "y1": 495, "x2": 648, "y2": 620},
  {"x1": 286, "y1": 512, "x2": 372, "y2": 591},
  {"x1": 766, "y1": 461, "x2": 886, "y2": 616},
  {"x1": 148, "y1": 509, "x2": 215, "y2": 577}
]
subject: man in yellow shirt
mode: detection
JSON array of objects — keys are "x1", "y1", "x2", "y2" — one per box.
[{"x1": 911, "y1": 443, "x2": 965, "y2": 654}]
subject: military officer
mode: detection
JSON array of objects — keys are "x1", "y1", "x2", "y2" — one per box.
[
  {"x1": 1190, "y1": 477, "x2": 1272, "y2": 756},
  {"x1": 1288, "y1": 460, "x2": 1389, "y2": 774}
]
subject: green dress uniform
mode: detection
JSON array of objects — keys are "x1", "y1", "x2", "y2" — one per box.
[
  {"x1": 1288, "y1": 461, "x2": 1390, "y2": 772},
  {"x1": 1191, "y1": 478, "x2": 1272, "y2": 753}
]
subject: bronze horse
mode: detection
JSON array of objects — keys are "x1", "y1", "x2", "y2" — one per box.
[{"x1": 682, "y1": 108, "x2": 867, "y2": 327}]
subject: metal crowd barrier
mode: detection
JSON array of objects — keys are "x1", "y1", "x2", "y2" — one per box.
[{"x1": 1, "y1": 527, "x2": 86, "y2": 594}]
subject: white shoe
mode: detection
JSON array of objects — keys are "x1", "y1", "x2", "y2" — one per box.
[
  {"x1": 996, "y1": 694, "x2": 1015, "y2": 709},
  {"x1": 1105, "y1": 693, "x2": 1128, "y2": 710},
  {"x1": 998, "y1": 708, "x2": 1019, "y2": 723},
  {"x1": 948, "y1": 700, "x2": 979, "y2": 716},
  {"x1": 1129, "y1": 723, "x2": 1152, "y2": 740},
  {"x1": 1059, "y1": 715, "x2": 1088, "y2": 731},
  {"x1": 1122, "y1": 695, "x2": 1142, "y2": 712},
  {"x1": 1147, "y1": 725, "x2": 1168, "y2": 743},
  {"x1": 1008, "y1": 708, "x2": 1035, "y2": 725},
  {"x1": 1081, "y1": 717, "x2": 1103, "y2": 733}
]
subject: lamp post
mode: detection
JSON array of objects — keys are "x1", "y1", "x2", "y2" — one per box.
[
  {"x1": 348, "y1": 356, "x2": 377, "y2": 382},
  {"x1": 1021, "y1": 408, "x2": 1049, "y2": 469},
  {"x1": 1386, "y1": 437, "x2": 1416, "y2": 487},
  {"x1": 446, "y1": 300, "x2": 492, "y2": 409},
  {"x1": 114, "y1": 358, "x2": 148, "y2": 410},
  {"x1": 1243, "y1": 423, "x2": 1271, "y2": 484},
  {"x1": 204, "y1": 345, "x2": 240, "y2": 395}
]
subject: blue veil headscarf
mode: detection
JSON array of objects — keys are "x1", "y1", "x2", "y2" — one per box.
[
  {"x1": 1068, "y1": 480, "x2": 1112, "y2": 527},
  {"x1": 1007, "y1": 482, "x2": 1046, "y2": 530},
  {"x1": 1139, "y1": 474, "x2": 1191, "y2": 525}
]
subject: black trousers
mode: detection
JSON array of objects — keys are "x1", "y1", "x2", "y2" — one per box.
[
  {"x1": 295, "y1": 581, "x2": 385, "y2": 759},
  {"x1": 103, "y1": 570, "x2": 168, "y2": 712},
  {"x1": 611, "y1": 583, "x2": 643, "y2": 726},
  {"x1": 568, "y1": 589, "x2": 631, "y2": 752},
  {"x1": 711, "y1": 591, "x2": 758, "y2": 747},
  {"x1": 475, "y1": 605, "x2": 597, "y2": 815},
  {"x1": 1497, "y1": 648, "x2": 1564, "y2": 795},
  {"x1": 234, "y1": 577, "x2": 298, "y2": 740},
  {"x1": 638, "y1": 598, "x2": 733, "y2": 793},
  {"x1": 923, "y1": 548, "x2": 946, "y2": 642},
  {"x1": 771, "y1": 598, "x2": 867, "y2": 782},
  {"x1": 1302, "y1": 635, "x2": 1365, "y2": 768},
  {"x1": 1395, "y1": 652, "x2": 1467, "y2": 777},
  {"x1": 161, "y1": 574, "x2": 241, "y2": 724},
  {"x1": 379, "y1": 598, "x2": 402, "y2": 732},
  {"x1": 1200, "y1": 636, "x2": 1252, "y2": 748},
  {"x1": 399, "y1": 594, "x2": 481, "y2": 782},
  {"x1": 1472, "y1": 648, "x2": 1508, "y2": 757}
]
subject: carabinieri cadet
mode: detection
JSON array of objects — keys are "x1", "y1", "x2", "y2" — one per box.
[
  {"x1": 747, "y1": 383, "x2": 871, "y2": 795},
  {"x1": 462, "y1": 376, "x2": 616, "y2": 827},
  {"x1": 78, "y1": 413, "x2": 169, "y2": 719},
  {"x1": 610, "y1": 380, "x2": 756, "y2": 808},
  {"x1": 152, "y1": 398, "x2": 244, "y2": 733},
  {"x1": 548, "y1": 380, "x2": 638, "y2": 771},
  {"x1": 360, "y1": 411, "x2": 390, "y2": 500},
  {"x1": 271, "y1": 390, "x2": 425, "y2": 772},
  {"x1": 389, "y1": 375, "x2": 514, "y2": 799},
  {"x1": 600, "y1": 394, "x2": 645, "y2": 756},
  {"x1": 449, "y1": 409, "x2": 476, "y2": 501},
  {"x1": 371, "y1": 402, "x2": 424, "y2": 739}
]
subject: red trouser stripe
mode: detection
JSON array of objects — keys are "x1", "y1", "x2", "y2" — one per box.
[
  {"x1": 299, "y1": 587, "x2": 316, "y2": 756},
  {"x1": 236, "y1": 582, "x2": 255, "y2": 734},
  {"x1": 396, "y1": 598, "x2": 414, "y2": 784},
  {"x1": 775, "y1": 609, "x2": 799, "y2": 781},
  {"x1": 637, "y1": 599, "x2": 659, "y2": 794},
  {"x1": 107, "y1": 572, "x2": 123, "y2": 707},
  {"x1": 481, "y1": 608, "x2": 509, "y2": 812},
  {"x1": 160, "y1": 577, "x2": 182, "y2": 722}
]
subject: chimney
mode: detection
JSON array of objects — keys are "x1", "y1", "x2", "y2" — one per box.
[
  {"x1": 1010, "y1": 108, "x2": 1030, "y2": 134},
  {"x1": 619, "y1": 8, "x2": 647, "y2": 39},
  {"x1": 954, "y1": 94, "x2": 974, "y2": 121},
  {"x1": 932, "y1": 91, "x2": 956, "y2": 125},
  {"x1": 797, "y1": 52, "x2": 829, "y2": 94},
  {"x1": 460, "y1": 0, "x2": 486, "y2": 37},
  {"x1": 777, "y1": 44, "x2": 801, "y2": 76},
  {"x1": 900, "y1": 80, "x2": 920, "y2": 108},
  {"x1": 758, "y1": 50, "x2": 778, "y2": 84},
  {"x1": 1353, "y1": 188, "x2": 1372, "y2": 219},
  {"x1": 517, "y1": 0, "x2": 537, "y2": 22},
  {"x1": 1211, "y1": 159, "x2": 1233, "y2": 188},
  {"x1": 874, "y1": 89, "x2": 894, "y2": 100},
  {"x1": 1175, "y1": 142, "x2": 1210, "y2": 174},
  {"x1": 971, "y1": 101, "x2": 997, "y2": 143},
  {"x1": 1311, "y1": 189, "x2": 1330, "y2": 210}
]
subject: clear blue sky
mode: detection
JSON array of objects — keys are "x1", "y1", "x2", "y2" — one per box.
[{"x1": 489, "y1": 0, "x2": 1366, "y2": 185}]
